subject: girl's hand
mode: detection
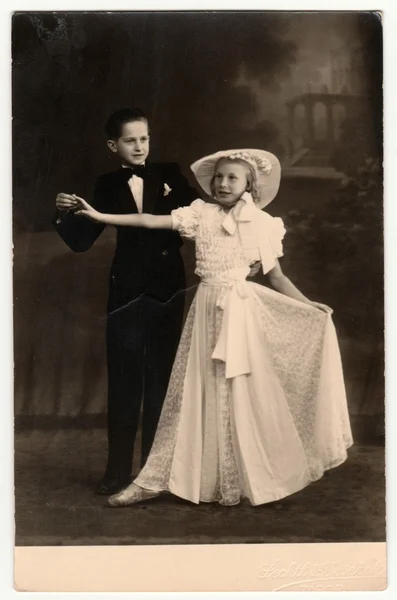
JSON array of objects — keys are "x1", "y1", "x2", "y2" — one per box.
[
  {"x1": 309, "y1": 300, "x2": 333, "y2": 314},
  {"x1": 73, "y1": 196, "x2": 103, "y2": 222}
]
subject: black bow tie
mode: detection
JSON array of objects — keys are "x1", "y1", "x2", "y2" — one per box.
[{"x1": 120, "y1": 164, "x2": 147, "y2": 180}]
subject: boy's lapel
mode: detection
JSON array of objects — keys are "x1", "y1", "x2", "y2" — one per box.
[
  {"x1": 116, "y1": 169, "x2": 139, "y2": 214},
  {"x1": 142, "y1": 162, "x2": 162, "y2": 214}
]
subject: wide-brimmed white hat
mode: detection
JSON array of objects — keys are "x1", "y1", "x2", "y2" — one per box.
[{"x1": 190, "y1": 148, "x2": 281, "y2": 209}]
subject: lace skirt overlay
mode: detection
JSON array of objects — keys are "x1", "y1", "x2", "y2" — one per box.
[{"x1": 134, "y1": 271, "x2": 353, "y2": 506}]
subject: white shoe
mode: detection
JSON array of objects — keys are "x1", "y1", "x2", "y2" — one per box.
[{"x1": 107, "y1": 482, "x2": 160, "y2": 507}]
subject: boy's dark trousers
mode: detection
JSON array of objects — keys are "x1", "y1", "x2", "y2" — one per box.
[
  {"x1": 54, "y1": 162, "x2": 197, "y2": 493},
  {"x1": 105, "y1": 250, "x2": 186, "y2": 482}
]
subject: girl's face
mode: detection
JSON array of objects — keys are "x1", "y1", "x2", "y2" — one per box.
[{"x1": 213, "y1": 160, "x2": 250, "y2": 207}]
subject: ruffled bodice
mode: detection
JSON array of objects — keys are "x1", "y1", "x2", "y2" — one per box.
[{"x1": 171, "y1": 198, "x2": 285, "y2": 281}]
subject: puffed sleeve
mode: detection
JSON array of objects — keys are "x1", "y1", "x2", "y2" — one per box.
[
  {"x1": 269, "y1": 216, "x2": 286, "y2": 258},
  {"x1": 254, "y1": 212, "x2": 287, "y2": 275},
  {"x1": 171, "y1": 198, "x2": 205, "y2": 240}
]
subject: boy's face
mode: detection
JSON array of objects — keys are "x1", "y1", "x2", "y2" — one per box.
[{"x1": 107, "y1": 120, "x2": 150, "y2": 166}]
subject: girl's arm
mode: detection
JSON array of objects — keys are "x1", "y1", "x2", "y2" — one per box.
[
  {"x1": 74, "y1": 196, "x2": 173, "y2": 230},
  {"x1": 267, "y1": 260, "x2": 332, "y2": 313}
]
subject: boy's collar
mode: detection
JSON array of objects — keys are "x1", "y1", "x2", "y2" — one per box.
[{"x1": 121, "y1": 162, "x2": 146, "y2": 168}]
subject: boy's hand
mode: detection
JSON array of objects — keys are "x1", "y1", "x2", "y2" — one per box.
[
  {"x1": 248, "y1": 261, "x2": 261, "y2": 277},
  {"x1": 56, "y1": 193, "x2": 80, "y2": 212},
  {"x1": 74, "y1": 196, "x2": 103, "y2": 222}
]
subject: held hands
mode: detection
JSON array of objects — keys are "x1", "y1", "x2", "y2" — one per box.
[
  {"x1": 55, "y1": 193, "x2": 101, "y2": 221},
  {"x1": 72, "y1": 196, "x2": 103, "y2": 222},
  {"x1": 56, "y1": 192, "x2": 80, "y2": 212}
]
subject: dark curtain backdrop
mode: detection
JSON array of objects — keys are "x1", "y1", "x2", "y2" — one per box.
[{"x1": 12, "y1": 12, "x2": 383, "y2": 431}]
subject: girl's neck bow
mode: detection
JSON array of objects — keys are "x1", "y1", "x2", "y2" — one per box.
[{"x1": 221, "y1": 192, "x2": 258, "y2": 235}]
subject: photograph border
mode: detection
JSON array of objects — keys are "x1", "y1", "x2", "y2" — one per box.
[{"x1": 3, "y1": 0, "x2": 394, "y2": 596}]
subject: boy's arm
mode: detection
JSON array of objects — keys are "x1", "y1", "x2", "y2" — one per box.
[{"x1": 53, "y1": 176, "x2": 108, "y2": 252}]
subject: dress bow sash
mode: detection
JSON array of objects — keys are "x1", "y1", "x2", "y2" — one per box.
[{"x1": 203, "y1": 193, "x2": 281, "y2": 378}]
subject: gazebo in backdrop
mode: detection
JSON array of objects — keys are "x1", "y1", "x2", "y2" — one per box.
[{"x1": 283, "y1": 85, "x2": 369, "y2": 178}]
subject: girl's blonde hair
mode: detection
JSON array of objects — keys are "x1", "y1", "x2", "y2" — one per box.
[{"x1": 210, "y1": 157, "x2": 261, "y2": 203}]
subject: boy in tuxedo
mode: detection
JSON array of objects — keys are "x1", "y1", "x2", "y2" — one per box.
[{"x1": 54, "y1": 108, "x2": 198, "y2": 495}]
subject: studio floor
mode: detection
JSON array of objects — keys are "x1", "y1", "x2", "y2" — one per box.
[{"x1": 14, "y1": 427, "x2": 385, "y2": 546}]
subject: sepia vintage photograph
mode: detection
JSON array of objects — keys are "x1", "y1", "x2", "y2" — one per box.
[{"x1": 12, "y1": 9, "x2": 384, "y2": 555}]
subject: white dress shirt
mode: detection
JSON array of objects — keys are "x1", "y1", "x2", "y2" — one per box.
[{"x1": 123, "y1": 164, "x2": 144, "y2": 213}]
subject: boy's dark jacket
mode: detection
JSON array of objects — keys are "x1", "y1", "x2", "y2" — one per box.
[{"x1": 53, "y1": 162, "x2": 198, "y2": 310}]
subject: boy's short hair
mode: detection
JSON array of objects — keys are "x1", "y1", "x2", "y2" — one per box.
[{"x1": 105, "y1": 108, "x2": 149, "y2": 140}]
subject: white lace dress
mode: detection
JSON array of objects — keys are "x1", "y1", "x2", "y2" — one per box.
[{"x1": 133, "y1": 198, "x2": 353, "y2": 506}]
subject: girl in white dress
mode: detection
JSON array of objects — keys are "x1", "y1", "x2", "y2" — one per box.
[{"x1": 76, "y1": 148, "x2": 353, "y2": 507}]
